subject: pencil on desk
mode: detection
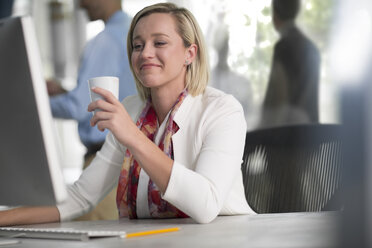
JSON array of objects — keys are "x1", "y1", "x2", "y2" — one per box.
[{"x1": 126, "y1": 227, "x2": 180, "y2": 238}]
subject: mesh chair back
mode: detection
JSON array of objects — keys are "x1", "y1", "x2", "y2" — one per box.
[{"x1": 242, "y1": 124, "x2": 342, "y2": 213}]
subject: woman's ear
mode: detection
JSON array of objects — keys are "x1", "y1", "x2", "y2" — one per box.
[{"x1": 185, "y1": 44, "x2": 198, "y2": 65}]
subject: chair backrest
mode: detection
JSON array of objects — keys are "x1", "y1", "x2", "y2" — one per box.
[{"x1": 242, "y1": 124, "x2": 343, "y2": 213}]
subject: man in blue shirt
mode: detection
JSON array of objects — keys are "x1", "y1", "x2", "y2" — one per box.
[
  {"x1": 47, "y1": 0, "x2": 136, "y2": 220},
  {"x1": 47, "y1": 0, "x2": 136, "y2": 157}
]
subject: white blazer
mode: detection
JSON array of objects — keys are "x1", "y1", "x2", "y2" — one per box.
[{"x1": 57, "y1": 87, "x2": 255, "y2": 224}]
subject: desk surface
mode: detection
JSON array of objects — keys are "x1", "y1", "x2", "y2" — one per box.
[{"x1": 2, "y1": 212, "x2": 340, "y2": 248}]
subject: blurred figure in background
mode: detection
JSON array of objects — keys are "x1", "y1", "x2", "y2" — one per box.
[
  {"x1": 259, "y1": 0, "x2": 320, "y2": 128},
  {"x1": 210, "y1": 13, "x2": 255, "y2": 129},
  {"x1": 47, "y1": 0, "x2": 136, "y2": 220}
]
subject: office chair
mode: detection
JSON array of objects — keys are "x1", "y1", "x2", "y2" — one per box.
[{"x1": 242, "y1": 124, "x2": 343, "y2": 213}]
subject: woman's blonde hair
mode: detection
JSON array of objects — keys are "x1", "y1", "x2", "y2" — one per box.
[{"x1": 127, "y1": 3, "x2": 209, "y2": 100}]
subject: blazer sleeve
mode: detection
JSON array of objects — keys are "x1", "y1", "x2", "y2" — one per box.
[
  {"x1": 57, "y1": 96, "x2": 142, "y2": 221},
  {"x1": 162, "y1": 95, "x2": 247, "y2": 223}
]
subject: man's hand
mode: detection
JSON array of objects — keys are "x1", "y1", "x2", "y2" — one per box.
[{"x1": 46, "y1": 79, "x2": 67, "y2": 96}]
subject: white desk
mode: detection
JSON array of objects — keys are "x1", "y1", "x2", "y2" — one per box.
[{"x1": 2, "y1": 212, "x2": 340, "y2": 248}]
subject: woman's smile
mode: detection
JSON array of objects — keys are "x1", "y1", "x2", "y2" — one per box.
[{"x1": 140, "y1": 63, "x2": 161, "y2": 70}]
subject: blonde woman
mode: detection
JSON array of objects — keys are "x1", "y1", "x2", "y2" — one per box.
[{"x1": 0, "y1": 3, "x2": 254, "y2": 225}]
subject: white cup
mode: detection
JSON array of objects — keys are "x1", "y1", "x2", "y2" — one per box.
[{"x1": 88, "y1": 76, "x2": 119, "y2": 113}]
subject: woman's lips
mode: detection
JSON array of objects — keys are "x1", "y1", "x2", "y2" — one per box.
[{"x1": 140, "y1": 63, "x2": 161, "y2": 70}]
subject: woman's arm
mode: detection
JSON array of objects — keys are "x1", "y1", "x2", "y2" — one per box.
[
  {"x1": 124, "y1": 127, "x2": 174, "y2": 193},
  {"x1": 0, "y1": 133, "x2": 125, "y2": 225},
  {"x1": 88, "y1": 87, "x2": 174, "y2": 193},
  {"x1": 0, "y1": 206, "x2": 60, "y2": 226},
  {"x1": 162, "y1": 95, "x2": 248, "y2": 223}
]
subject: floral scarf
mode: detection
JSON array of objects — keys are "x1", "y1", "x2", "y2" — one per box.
[{"x1": 116, "y1": 89, "x2": 189, "y2": 219}]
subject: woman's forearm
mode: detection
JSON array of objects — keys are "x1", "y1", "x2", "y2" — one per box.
[
  {"x1": 127, "y1": 128, "x2": 173, "y2": 193},
  {"x1": 0, "y1": 206, "x2": 60, "y2": 226}
]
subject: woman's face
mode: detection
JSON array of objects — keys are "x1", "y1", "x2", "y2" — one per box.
[{"x1": 131, "y1": 13, "x2": 190, "y2": 92}]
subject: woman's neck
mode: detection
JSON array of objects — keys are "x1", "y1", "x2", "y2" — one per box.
[{"x1": 151, "y1": 85, "x2": 185, "y2": 125}]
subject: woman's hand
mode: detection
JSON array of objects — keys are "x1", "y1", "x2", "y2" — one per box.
[
  {"x1": 88, "y1": 87, "x2": 174, "y2": 193},
  {"x1": 87, "y1": 87, "x2": 139, "y2": 147}
]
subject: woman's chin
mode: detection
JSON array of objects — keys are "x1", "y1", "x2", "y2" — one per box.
[{"x1": 139, "y1": 78, "x2": 161, "y2": 88}]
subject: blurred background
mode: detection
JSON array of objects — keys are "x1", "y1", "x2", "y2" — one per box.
[{"x1": 5, "y1": 0, "x2": 339, "y2": 184}]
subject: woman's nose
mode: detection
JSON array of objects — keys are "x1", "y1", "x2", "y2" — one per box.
[{"x1": 141, "y1": 43, "x2": 154, "y2": 58}]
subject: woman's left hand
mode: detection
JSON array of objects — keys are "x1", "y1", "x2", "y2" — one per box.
[{"x1": 87, "y1": 87, "x2": 139, "y2": 147}]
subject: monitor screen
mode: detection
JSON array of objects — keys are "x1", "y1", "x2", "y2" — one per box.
[{"x1": 0, "y1": 16, "x2": 67, "y2": 206}]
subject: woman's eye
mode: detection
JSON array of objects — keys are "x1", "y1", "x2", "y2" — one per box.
[
  {"x1": 133, "y1": 44, "x2": 143, "y2": 51},
  {"x1": 155, "y1": 41, "x2": 166, "y2": 47}
]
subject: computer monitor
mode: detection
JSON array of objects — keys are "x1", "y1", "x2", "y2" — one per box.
[{"x1": 0, "y1": 16, "x2": 67, "y2": 206}]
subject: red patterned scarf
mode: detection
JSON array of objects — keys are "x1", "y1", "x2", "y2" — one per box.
[{"x1": 116, "y1": 89, "x2": 189, "y2": 219}]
